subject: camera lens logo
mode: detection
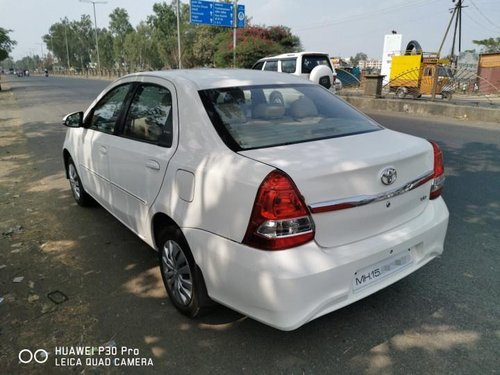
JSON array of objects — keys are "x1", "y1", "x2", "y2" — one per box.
[{"x1": 18, "y1": 349, "x2": 49, "y2": 364}]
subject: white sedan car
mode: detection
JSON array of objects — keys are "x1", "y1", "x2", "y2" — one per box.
[{"x1": 62, "y1": 69, "x2": 448, "y2": 330}]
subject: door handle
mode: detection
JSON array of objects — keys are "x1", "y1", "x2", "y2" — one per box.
[
  {"x1": 146, "y1": 160, "x2": 161, "y2": 170},
  {"x1": 99, "y1": 146, "x2": 108, "y2": 155}
]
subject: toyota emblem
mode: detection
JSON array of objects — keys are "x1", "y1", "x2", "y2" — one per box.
[{"x1": 381, "y1": 168, "x2": 397, "y2": 185}]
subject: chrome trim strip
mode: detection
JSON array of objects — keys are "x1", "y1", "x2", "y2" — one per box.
[{"x1": 309, "y1": 170, "x2": 434, "y2": 214}]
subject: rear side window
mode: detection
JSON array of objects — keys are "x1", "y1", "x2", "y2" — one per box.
[
  {"x1": 263, "y1": 61, "x2": 278, "y2": 71},
  {"x1": 302, "y1": 55, "x2": 333, "y2": 74},
  {"x1": 199, "y1": 84, "x2": 381, "y2": 151},
  {"x1": 281, "y1": 59, "x2": 297, "y2": 73}
]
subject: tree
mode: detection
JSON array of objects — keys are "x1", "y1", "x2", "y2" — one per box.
[
  {"x1": 147, "y1": 2, "x2": 179, "y2": 68},
  {"x1": 109, "y1": 8, "x2": 134, "y2": 66},
  {"x1": 41, "y1": 2, "x2": 303, "y2": 71},
  {"x1": 73, "y1": 15, "x2": 95, "y2": 69},
  {"x1": 43, "y1": 16, "x2": 94, "y2": 70},
  {"x1": 189, "y1": 25, "x2": 226, "y2": 67},
  {"x1": 350, "y1": 52, "x2": 368, "y2": 67},
  {"x1": 214, "y1": 25, "x2": 302, "y2": 68},
  {"x1": 98, "y1": 29, "x2": 115, "y2": 69},
  {"x1": 124, "y1": 22, "x2": 162, "y2": 70},
  {"x1": 0, "y1": 27, "x2": 16, "y2": 61},
  {"x1": 473, "y1": 37, "x2": 500, "y2": 53}
]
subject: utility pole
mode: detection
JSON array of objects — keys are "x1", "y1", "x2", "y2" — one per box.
[
  {"x1": 450, "y1": 0, "x2": 466, "y2": 67},
  {"x1": 80, "y1": 0, "x2": 107, "y2": 72},
  {"x1": 438, "y1": 0, "x2": 466, "y2": 67},
  {"x1": 434, "y1": 0, "x2": 466, "y2": 99}
]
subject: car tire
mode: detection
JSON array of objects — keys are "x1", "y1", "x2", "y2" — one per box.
[
  {"x1": 158, "y1": 227, "x2": 212, "y2": 318},
  {"x1": 67, "y1": 157, "x2": 93, "y2": 207}
]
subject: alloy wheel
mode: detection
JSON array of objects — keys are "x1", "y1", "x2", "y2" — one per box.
[
  {"x1": 68, "y1": 163, "x2": 81, "y2": 200},
  {"x1": 161, "y1": 240, "x2": 193, "y2": 306}
]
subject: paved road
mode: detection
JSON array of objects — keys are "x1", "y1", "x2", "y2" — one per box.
[{"x1": 1, "y1": 75, "x2": 499, "y2": 374}]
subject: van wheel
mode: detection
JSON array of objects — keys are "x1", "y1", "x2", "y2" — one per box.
[
  {"x1": 442, "y1": 92, "x2": 452, "y2": 101},
  {"x1": 158, "y1": 228, "x2": 212, "y2": 317},
  {"x1": 396, "y1": 87, "x2": 407, "y2": 99}
]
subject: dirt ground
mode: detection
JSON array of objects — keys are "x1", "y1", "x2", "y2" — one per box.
[{"x1": 0, "y1": 83, "x2": 107, "y2": 373}]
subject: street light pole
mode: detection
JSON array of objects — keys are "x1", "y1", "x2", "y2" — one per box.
[{"x1": 80, "y1": 0, "x2": 107, "y2": 72}]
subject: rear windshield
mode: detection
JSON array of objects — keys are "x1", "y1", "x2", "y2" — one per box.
[
  {"x1": 199, "y1": 84, "x2": 381, "y2": 151},
  {"x1": 302, "y1": 55, "x2": 333, "y2": 74}
]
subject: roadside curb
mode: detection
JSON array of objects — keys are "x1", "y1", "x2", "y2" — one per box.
[{"x1": 341, "y1": 95, "x2": 500, "y2": 124}]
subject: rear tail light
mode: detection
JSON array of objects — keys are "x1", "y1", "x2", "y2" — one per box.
[
  {"x1": 429, "y1": 141, "x2": 445, "y2": 199},
  {"x1": 243, "y1": 170, "x2": 315, "y2": 250}
]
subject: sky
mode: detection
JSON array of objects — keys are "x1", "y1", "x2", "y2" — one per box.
[{"x1": 1, "y1": 0, "x2": 500, "y2": 61}]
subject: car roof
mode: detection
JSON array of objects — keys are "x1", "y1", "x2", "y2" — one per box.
[
  {"x1": 257, "y1": 52, "x2": 330, "y2": 62},
  {"x1": 122, "y1": 69, "x2": 316, "y2": 90}
]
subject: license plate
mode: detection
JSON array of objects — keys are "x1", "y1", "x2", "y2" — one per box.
[{"x1": 352, "y1": 251, "x2": 413, "y2": 293}]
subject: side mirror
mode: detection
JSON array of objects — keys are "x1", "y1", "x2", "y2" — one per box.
[{"x1": 62, "y1": 112, "x2": 83, "y2": 128}]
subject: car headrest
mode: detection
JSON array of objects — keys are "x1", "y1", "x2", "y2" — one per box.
[{"x1": 289, "y1": 96, "x2": 318, "y2": 118}]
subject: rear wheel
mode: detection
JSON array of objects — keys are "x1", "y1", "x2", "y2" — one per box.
[
  {"x1": 442, "y1": 92, "x2": 453, "y2": 101},
  {"x1": 67, "y1": 157, "x2": 93, "y2": 206},
  {"x1": 158, "y1": 228, "x2": 212, "y2": 317},
  {"x1": 396, "y1": 87, "x2": 407, "y2": 99}
]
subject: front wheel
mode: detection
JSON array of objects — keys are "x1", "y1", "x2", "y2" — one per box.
[
  {"x1": 158, "y1": 228, "x2": 212, "y2": 317},
  {"x1": 67, "y1": 157, "x2": 93, "y2": 206}
]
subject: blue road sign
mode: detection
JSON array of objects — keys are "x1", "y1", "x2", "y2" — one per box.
[
  {"x1": 190, "y1": 0, "x2": 245, "y2": 28},
  {"x1": 237, "y1": 4, "x2": 245, "y2": 28},
  {"x1": 213, "y1": 2, "x2": 233, "y2": 27},
  {"x1": 191, "y1": 0, "x2": 214, "y2": 25}
]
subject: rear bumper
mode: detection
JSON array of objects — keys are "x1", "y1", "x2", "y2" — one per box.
[{"x1": 184, "y1": 197, "x2": 449, "y2": 331}]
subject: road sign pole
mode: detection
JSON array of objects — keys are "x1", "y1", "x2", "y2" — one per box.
[
  {"x1": 233, "y1": 0, "x2": 237, "y2": 68},
  {"x1": 177, "y1": 0, "x2": 182, "y2": 69}
]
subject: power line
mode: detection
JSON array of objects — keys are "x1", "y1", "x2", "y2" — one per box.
[
  {"x1": 463, "y1": 11, "x2": 500, "y2": 35},
  {"x1": 293, "y1": 0, "x2": 435, "y2": 32},
  {"x1": 468, "y1": 0, "x2": 500, "y2": 31}
]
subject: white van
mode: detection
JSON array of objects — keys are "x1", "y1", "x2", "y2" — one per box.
[{"x1": 252, "y1": 52, "x2": 338, "y2": 92}]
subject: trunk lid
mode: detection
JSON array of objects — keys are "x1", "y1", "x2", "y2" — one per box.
[{"x1": 239, "y1": 129, "x2": 434, "y2": 248}]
